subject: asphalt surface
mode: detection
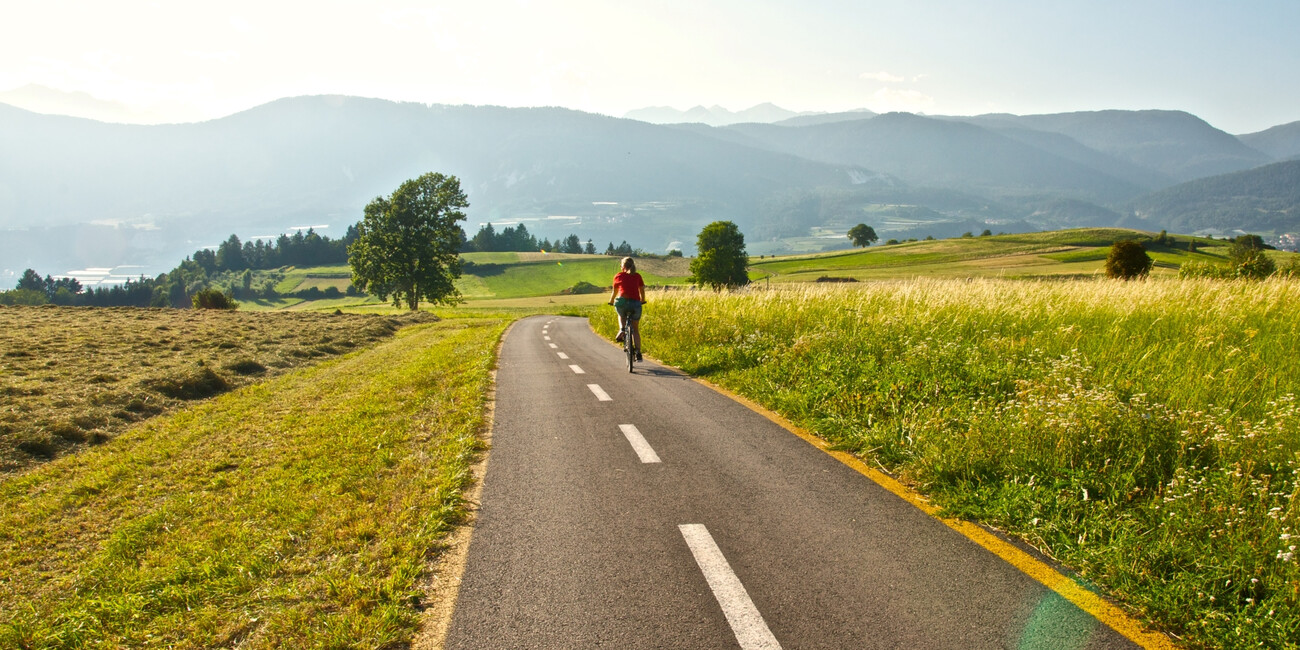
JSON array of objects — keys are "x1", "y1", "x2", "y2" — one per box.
[{"x1": 443, "y1": 315, "x2": 1139, "y2": 649}]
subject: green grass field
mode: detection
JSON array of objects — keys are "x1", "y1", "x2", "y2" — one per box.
[
  {"x1": 749, "y1": 228, "x2": 1252, "y2": 282},
  {"x1": 457, "y1": 253, "x2": 691, "y2": 300},
  {"x1": 0, "y1": 316, "x2": 507, "y2": 647},
  {"x1": 595, "y1": 279, "x2": 1300, "y2": 648}
]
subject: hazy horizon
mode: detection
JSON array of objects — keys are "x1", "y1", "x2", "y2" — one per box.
[{"x1": 3, "y1": 0, "x2": 1299, "y2": 134}]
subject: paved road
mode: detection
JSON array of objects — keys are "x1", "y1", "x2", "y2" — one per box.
[{"x1": 444, "y1": 316, "x2": 1140, "y2": 649}]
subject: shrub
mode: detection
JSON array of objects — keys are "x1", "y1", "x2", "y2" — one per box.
[
  {"x1": 1233, "y1": 249, "x2": 1277, "y2": 280},
  {"x1": 561, "y1": 281, "x2": 604, "y2": 295},
  {"x1": 0, "y1": 289, "x2": 49, "y2": 306},
  {"x1": 1178, "y1": 261, "x2": 1232, "y2": 279},
  {"x1": 192, "y1": 288, "x2": 238, "y2": 310},
  {"x1": 1104, "y1": 240, "x2": 1153, "y2": 279}
]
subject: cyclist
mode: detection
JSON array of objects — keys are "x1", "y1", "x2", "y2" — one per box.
[{"x1": 607, "y1": 256, "x2": 646, "y2": 361}]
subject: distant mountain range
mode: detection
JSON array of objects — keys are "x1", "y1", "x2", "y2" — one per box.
[
  {"x1": 2, "y1": 95, "x2": 1299, "y2": 276},
  {"x1": 623, "y1": 103, "x2": 876, "y2": 126}
]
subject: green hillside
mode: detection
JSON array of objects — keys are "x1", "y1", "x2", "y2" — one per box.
[
  {"x1": 750, "y1": 228, "x2": 1242, "y2": 281},
  {"x1": 241, "y1": 228, "x2": 1297, "y2": 312},
  {"x1": 457, "y1": 253, "x2": 692, "y2": 300}
]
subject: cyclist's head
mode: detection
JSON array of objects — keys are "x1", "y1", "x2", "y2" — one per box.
[{"x1": 621, "y1": 257, "x2": 636, "y2": 273}]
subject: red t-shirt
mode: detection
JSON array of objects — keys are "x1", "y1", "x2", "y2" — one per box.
[{"x1": 613, "y1": 271, "x2": 645, "y2": 301}]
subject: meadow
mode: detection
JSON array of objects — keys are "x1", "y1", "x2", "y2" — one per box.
[
  {"x1": 593, "y1": 279, "x2": 1300, "y2": 648},
  {"x1": 0, "y1": 306, "x2": 435, "y2": 474},
  {"x1": 0, "y1": 316, "x2": 507, "y2": 647},
  {"x1": 749, "y1": 229, "x2": 1240, "y2": 282}
]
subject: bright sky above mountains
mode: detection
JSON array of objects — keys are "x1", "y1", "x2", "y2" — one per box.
[{"x1": 2, "y1": 0, "x2": 1296, "y2": 133}]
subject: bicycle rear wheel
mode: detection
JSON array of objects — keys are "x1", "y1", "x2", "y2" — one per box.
[{"x1": 624, "y1": 335, "x2": 635, "y2": 373}]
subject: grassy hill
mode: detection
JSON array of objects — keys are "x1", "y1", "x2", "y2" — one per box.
[
  {"x1": 457, "y1": 252, "x2": 692, "y2": 300},
  {"x1": 232, "y1": 228, "x2": 1296, "y2": 313},
  {"x1": 751, "y1": 228, "x2": 1254, "y2": 281}
]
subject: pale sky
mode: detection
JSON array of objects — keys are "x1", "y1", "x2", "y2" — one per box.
[{"x1": 2, "y1": 0, "x2": 1297, "y2": 133}]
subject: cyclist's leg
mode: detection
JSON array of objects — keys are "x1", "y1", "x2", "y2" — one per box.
[
  {"x1": 615, "y1": 304, "x2": 629, "y2": 342},
  {"x1": 629, "y1": 302, "x2": 643, "y2": 351}
]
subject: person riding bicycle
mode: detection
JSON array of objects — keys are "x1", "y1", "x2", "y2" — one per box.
[{"x1": 608, "y1": 256, "x2": 646, "y2": 361}]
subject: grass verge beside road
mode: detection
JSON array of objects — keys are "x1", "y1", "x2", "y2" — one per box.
[
  {"x1": 594, "y1": 279, "x2": 1300, "y2": 648},
  {"x1": 0, "y1": 317, "x2": 507, "y2": 648}
]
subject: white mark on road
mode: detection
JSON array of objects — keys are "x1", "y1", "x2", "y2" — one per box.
[
  {"x1": 618, "y1": 424, "x2": 661, "y2": 463},
  {"x1": 558, "y1": 352, "x2": 570, "y2": 360},
  {"x1": 569, "y1": 365, "x2": 585, "y2": 374},
  {"x1": 587, "y1": 384, "x2": 612, "y2": 401},
  {"x1": 548, "y1": 343, "x2": 558, "y2": 349},
  {"x1": 544, "y1": 336, "x2": 551, "y2": 341},
  {"x1": 679, "y1": 524, "x2": 782, "y2": 650}
]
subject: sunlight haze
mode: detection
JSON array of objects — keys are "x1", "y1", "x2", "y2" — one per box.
[{"x1": 3, "y1": 0, "x2": 1298, "y2": 133}]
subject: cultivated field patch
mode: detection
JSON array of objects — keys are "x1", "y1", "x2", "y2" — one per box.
[{"x1": 0, "y1": 306, "x2": 435, "y2": 473}]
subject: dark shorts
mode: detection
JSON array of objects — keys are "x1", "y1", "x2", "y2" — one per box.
[{"x1": 614, "y1": 297, "x2": 642, "y2": 322}]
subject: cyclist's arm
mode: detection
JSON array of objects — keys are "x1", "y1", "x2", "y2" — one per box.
[
  {"x1": 608, "y1": 284, "x2": 618, "y2": 305},
  {"x1": 638, "y1": 284, "x2": 646, "y2": 303}
]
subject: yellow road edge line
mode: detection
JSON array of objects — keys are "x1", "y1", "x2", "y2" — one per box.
[{"x1": 685, "y1": 374, "x2": 1178, "y2": 650}]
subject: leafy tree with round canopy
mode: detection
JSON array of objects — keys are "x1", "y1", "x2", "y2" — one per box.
[
  {"x1": 689, "y1": 221, "x2": 750, "y2": 290},
  {"x1": 847, "y1": 224, "x2": 878, "y2": 247},
  {"x1": 349, "y1": 172, "x2": 468, "y2": 310},
  {"x1": 1104, "y1": 240, "x2": 1153, "y2": 279}
]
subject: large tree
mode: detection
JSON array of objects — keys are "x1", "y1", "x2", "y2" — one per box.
[
  {"x1": 847, "y1": 223, "x2": 878, "y2": 247},
  {"x1": 1104, "y1": 240, "x2": 1153, "y2": 280},
  {"x1": 349, "y1": 172, "x2": 469, "y2": 310},
  {"x1": 689, "y1": 221, "x2": 750, "y2": 290}
]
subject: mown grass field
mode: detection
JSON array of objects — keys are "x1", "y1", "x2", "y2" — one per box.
[
  {"x1": 0, "y1": 307, "x2": 434, "y2": 473},
  {"x1": 594, "y1": 279, "x2": 1300, "y2": 648},
  {"x1": 0, "y1": 315, "x2": 507, "y2": 648}
]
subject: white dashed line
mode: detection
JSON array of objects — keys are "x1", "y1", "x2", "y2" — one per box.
[
  {"x1": 548, "y1": 343, "x2": 558, "y2": 349},
  {"x1": 544, "y1": 336, "x2": 551, "y2": 341},
  {"x1": 618, "y1": 424, "x2": 661, "y2": 463},
  {"x1": 557, "y1": 352, "x2": 569, "y2": 360},
  {"x1": 587, "y1": 384, "x2": 612, "y2": 401},
  {"x1": 679, "y1": 524, "x2": 781, "y2": 650},
  {"x1": 569, "y1": 365, "x2": 585, "y2": 374}
]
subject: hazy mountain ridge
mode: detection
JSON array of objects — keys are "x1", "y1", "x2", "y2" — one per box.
[
  {"x1": 958, "y1": 110, "x2": 1273, "y2": 181},
  {"x1": 1130, "y1": 159, "x2": 1300, "y2": 234},
  {"x1": 0, "y1": 96, "x2": 883, "y2": 272},
  {"x1": 3, "y1": 95, "x2": 1299, "y2": 274},
  {"x1": 623, "y1": 103, "x2": 844, "y2": 126},
  {"x1": 722, "y1": 112, "x2": 1151, "y2": 204},
  {"x1": 1238, "y1": 121, "x2": 1300, "y2": 161}
]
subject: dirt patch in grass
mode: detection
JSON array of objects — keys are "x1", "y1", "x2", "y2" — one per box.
[{"x1": 0, "y1": 306, "x2": 437, "y2": 474}]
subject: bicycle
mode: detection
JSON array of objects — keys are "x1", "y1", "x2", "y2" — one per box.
[{"x1": 618, "y1": 313, "x2": 636, "y2": 373}]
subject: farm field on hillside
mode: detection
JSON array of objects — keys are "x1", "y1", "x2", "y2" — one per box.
[
  {"x1": 0, "y1": 306, "x2": 434, "y2": 473},
  {"x1": 750, "y1": 228, "x2": 1247, "y2": 281},
  {"x1": 457, "y1": 254, "x2": 691, "y2": 299},
  {"x1": 596, "y1": 278, "x2": 1300, "y2": 647}
]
